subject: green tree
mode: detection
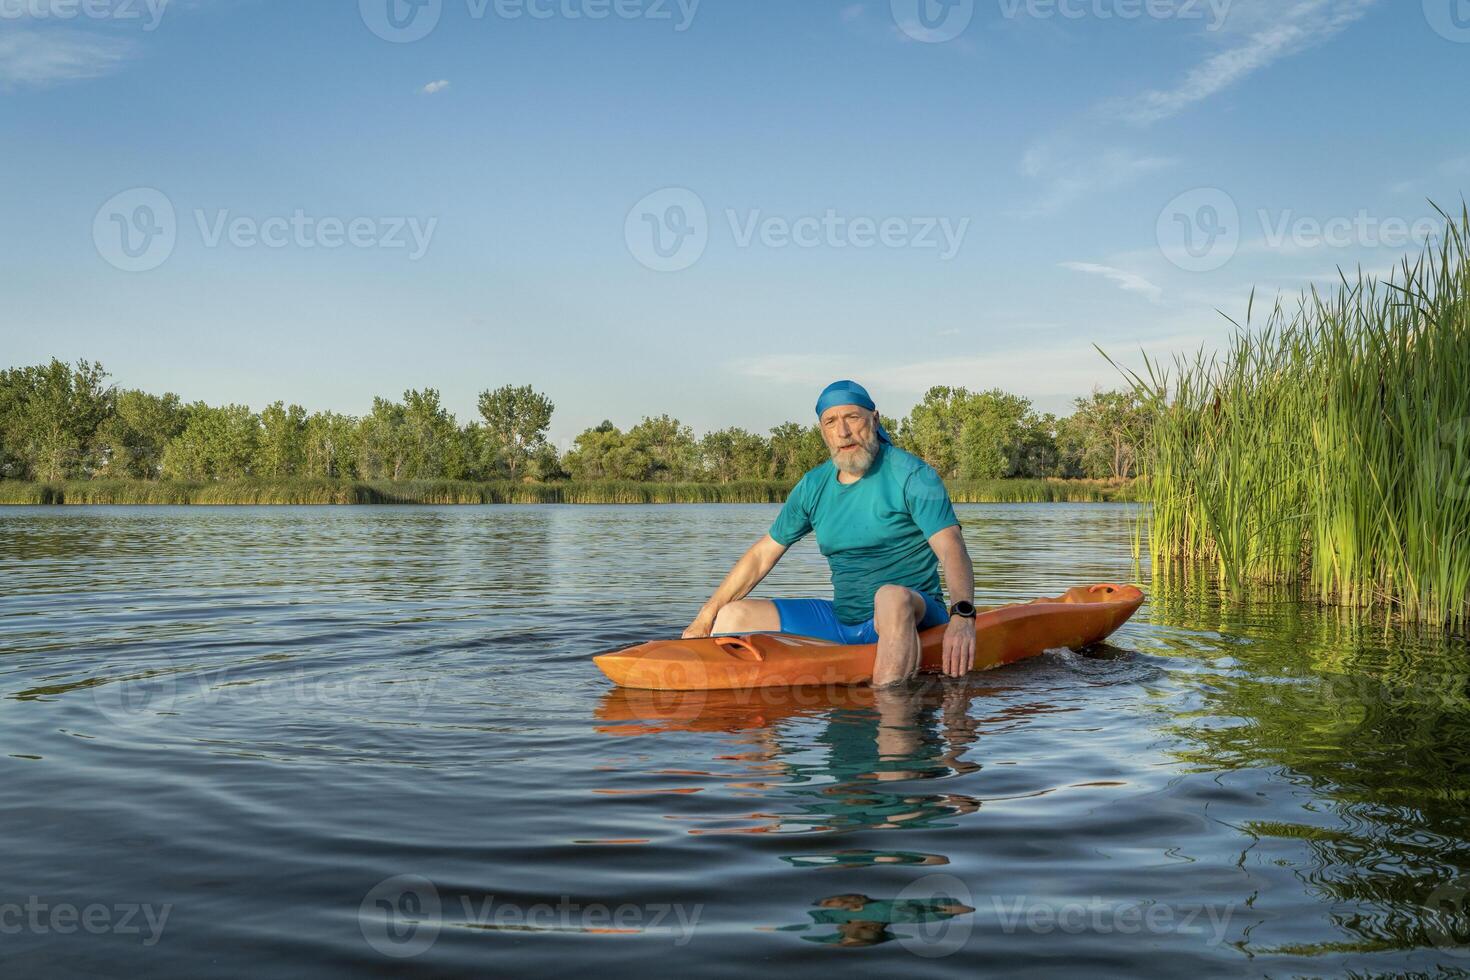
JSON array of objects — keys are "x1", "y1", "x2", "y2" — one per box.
[
  {"x1": 769, "y1": 421, "x2": 828, "y2": 480},
  {"x1": 1062, "y1": 390, "x2": 1151, "y2": 480},
  {"x1": 161, "y1": 404, "x2": 261, "y2": 481},
  {"x1": 0, "y1": 359, "x2": 114, "y2": 481},
  {"x1": 1011, "y1": 412, "x2": 1062, "y2": 479},
  {"x1": 357, "y1": 398, "x2": 409, "y2": 480},
  {"x1": 93, "y1": 389, "x2": 186, "y2": 480},
  {"x1": 303, "y1": 411, "x2": 360, "y2": 479},
  {"x1": 477, "y1": 384, "x2": 554, "y2": 482},
  {"x1": 1053, "y1": 414, "x2": 1090, "y2": 479},
  {"x1": 897, "y1": 386, "x2": 966, "y2": 477},
  {"x1": 957, "y1": 389, "x2": 1032, "y2": 480},
  {"x1": 564, "y1": 421, "x2": 652, "y2": 481},
  {"x1": 456, "y1": 422, "x2": 494, "y2": 481},
  {"x1": 0, "y1": 370, "x2": 23, "y2": 479},
  {"x1": 528, "y1": 442, "x2": 567, "y2": 481},
  {"x1": 629, "y1": 414, "x2": 697, "y2": 481},
  {"x1": 401, "y1": 388, "x2": 458, "y2": 479},
  {"x1": 256, "y1": 402, "x2": 308, "y2": 478},
  {"x1": 700, "y1": 427, "x2": 771, "y2": 482},
  {"x1": 899, "y1": 386, "x2": 1034, "y2": 480}
]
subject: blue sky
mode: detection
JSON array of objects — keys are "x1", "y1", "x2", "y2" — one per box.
[{"x1": 3, "y1": 0, "x2": 1467, "y2": 445}]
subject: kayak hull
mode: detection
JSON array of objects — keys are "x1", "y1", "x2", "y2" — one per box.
[{"x1": 593, "y1": 583, "x2": 1144, "y2": 691}]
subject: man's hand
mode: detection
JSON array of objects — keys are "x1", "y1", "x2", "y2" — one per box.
[
  {"x1": 942, "y1": 615, "x2": 975, "y2": 677},
  {"x1": 928, "y1": 525, "x2": 977, "y2": 678},
  {"x1": 682, "y1": 609, "x2": 717, "y2": 639}
]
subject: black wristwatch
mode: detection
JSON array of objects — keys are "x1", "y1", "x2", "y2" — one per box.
[{"x1": 949, "y1": 601, "x2": 976, "y2": 619}]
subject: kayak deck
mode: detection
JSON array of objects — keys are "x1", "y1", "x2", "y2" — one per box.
[{"x1": 593, "y1": 583, "x2": 1145, "y2": 691}]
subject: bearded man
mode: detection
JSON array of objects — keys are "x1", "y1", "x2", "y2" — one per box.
[{"x1": 682, "y1": 380, "x2": 977, "y2": 687}]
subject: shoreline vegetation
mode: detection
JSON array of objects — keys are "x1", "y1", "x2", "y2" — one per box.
[
  {"x1": 0, "y1": 477, "x2": 1138, "y2": 507},
  {"x1": 0, "y1": 347, "x2": 1149, "y2": 510},
  {"x1": 0, "y1": 370, "x2": 1147, "y2": 495},
  {"x1": 1116, "y1": 206, "x2": 1470, "y2": 627}
]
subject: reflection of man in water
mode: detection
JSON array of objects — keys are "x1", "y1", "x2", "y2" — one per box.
[
  {"x1": 778, "y1": 688, "x2": 981, "y2": 833},
  {"x1": 782, "y1": 893, "x2": 975, "y2": 947},
  {"x1": 594, "y1": 678, "x2": 988, "y2": 832}
]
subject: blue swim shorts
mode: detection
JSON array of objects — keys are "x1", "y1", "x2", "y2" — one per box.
[{"x1": 771, "y1": 592, "x2": 950, "y2": 645}]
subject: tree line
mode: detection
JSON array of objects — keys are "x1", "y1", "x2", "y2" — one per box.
[{"x1": 0, "y1": 359, "x2": 1151, "y2": 485}]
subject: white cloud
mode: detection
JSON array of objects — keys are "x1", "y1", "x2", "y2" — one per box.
[
  {"x1": 840, "y1": 3, "x2": 865, "y2": 22},
  {"x1": 1017, "y1": 143, "x2": 1176, "y2": 216},
  {"x1": 730, "y1": 331, "x2": 1215, "y2": 406},
  {"x1": 1106, "y1": 0, "x2": 1379, "y2": 126},
  {"x1": 420, "y1": 79, "x2": 450, "y2": 95},
  {"x1": 1060, "y1": 262, "x2": 1165, "y2": 304},
  {"x1": 0, "y1": 29, "x2": 133, "y2": 88}
]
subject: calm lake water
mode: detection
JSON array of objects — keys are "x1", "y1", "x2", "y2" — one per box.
[{"x1": 3, "y1": 503, "x2": 1469, "y2": 977}]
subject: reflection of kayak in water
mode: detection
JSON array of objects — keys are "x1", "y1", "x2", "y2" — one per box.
[
  {"x1": 594, "y1": 684, "x2": 881, "y2": 736},
  {"x1": 593, "y1": 584, "x2": 1145, "y2": 691},
  {"x1": 781, "y1": 850, "x2": 948, "y2": 869}
]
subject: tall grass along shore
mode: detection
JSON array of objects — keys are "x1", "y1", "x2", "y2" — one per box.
[
  {"x1": 1118, "y1": 207, "x2": 1470, "y2": 627},
  {"x1": 0, "y1": 477, "x2": 1135, "y2": 507}
]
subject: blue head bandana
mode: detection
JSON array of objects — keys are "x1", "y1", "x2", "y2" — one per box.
[{"x1": 815, "y1": 380, "x2": 892, "y2": 444}]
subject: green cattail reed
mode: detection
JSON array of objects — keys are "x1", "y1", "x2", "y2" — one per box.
[{"x1": 1117, "y1": 205, "x2": 1470, "y2": 626}]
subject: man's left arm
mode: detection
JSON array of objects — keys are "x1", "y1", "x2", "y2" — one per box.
[{"x1": 928, "y1": 525, "x2": 975, "y2": 678}]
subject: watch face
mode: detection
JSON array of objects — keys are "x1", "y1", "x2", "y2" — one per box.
[{"x1": 951, "y1": 601, "x2": 975, "y2": 617}]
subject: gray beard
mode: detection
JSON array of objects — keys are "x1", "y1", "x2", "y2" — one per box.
[{"x1": 831, "y1": 435, "x2": 879, "y2": 477}]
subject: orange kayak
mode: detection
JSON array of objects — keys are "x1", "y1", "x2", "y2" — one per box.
[{"x1": 593, "y1": 583, "x2": 1145, "y2": 691}]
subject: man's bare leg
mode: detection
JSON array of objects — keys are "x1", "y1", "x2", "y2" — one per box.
[
  {"x1": 872, "y1": 585, "x2": 928, "y2": 687},
  {"x1": 711, "y1": 598, "x2": 781, "y2": 635},
  {"x1": 873, "y1": 686, "x2": 922, "y2": 780}
]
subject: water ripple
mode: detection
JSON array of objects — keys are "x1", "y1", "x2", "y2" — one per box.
[{"x1": 2, "y1": 503, "x2": 1469, "y2": 977}]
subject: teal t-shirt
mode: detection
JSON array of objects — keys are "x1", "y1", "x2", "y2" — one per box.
[{"x1": 769, "y1": 445, "x2": 960, "y2": 625}]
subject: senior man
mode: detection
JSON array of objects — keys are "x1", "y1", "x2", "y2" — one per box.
[{"x1": 683, "y1": 380, "x2": 977, "y2": 687}]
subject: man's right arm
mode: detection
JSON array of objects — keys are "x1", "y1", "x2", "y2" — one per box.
[{"x1": 682, "y1": 534, "x2": 789, "y2": 638}]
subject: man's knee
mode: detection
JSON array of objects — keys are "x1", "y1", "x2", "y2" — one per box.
[
  {"x1": 713, "y1": 600, "x2": 769, "y2": 633},
  {"x1": 874, "y1": 585, "x2": 919, "y2": 624}
]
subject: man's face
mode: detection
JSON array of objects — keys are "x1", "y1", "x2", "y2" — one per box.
[{"x1": 820, "y1": 404, "x2": 880, "y2": 476}]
